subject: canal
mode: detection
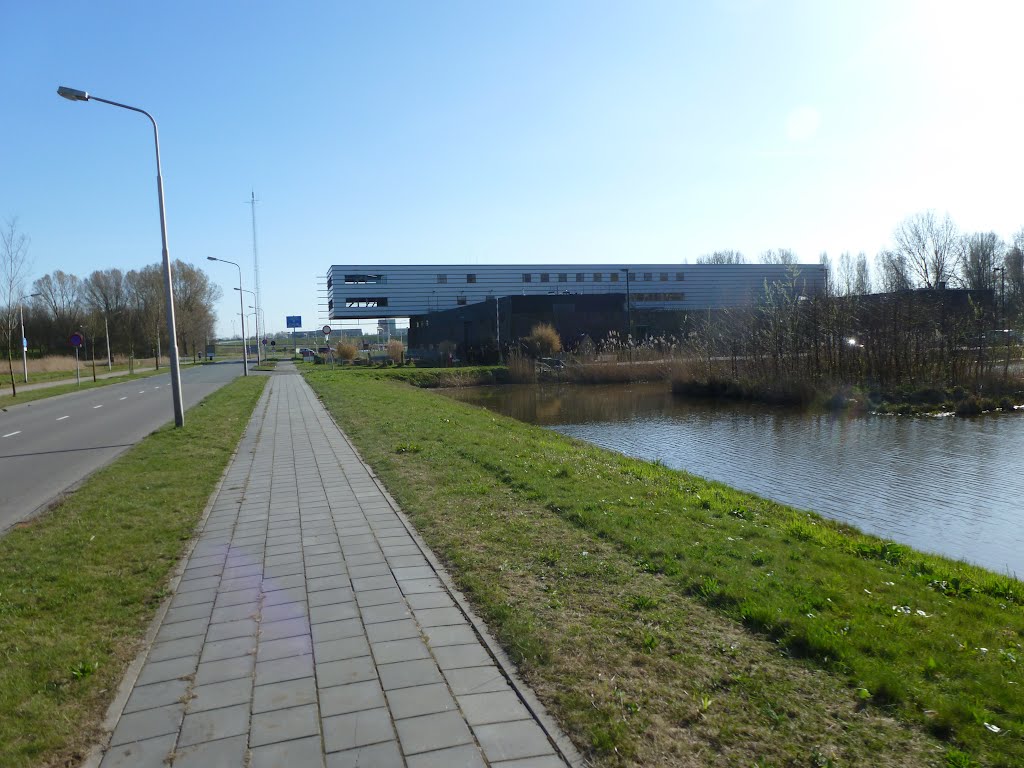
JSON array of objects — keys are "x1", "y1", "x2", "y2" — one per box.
[{"x1": 446, "y1": 382, "x2": 1024, "y2": 577}]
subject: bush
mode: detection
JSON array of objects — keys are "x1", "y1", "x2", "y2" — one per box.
[
  {"x1": 335, "y1": 342, "x2": 358, "y2": 362},
  {"x1": 386, "y1": 339, "x2": 404, "y2": 364},
  {"x1": 523, "y1": 323, "x2": 562, "y2": 358},
  {"x1": 954, "y1": 396, "x2": 981, "y2": 416}
]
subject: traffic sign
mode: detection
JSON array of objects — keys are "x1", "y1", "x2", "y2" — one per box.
[
  {"x1": 322, "y1": 325, "x2": 331, "y2": 336},
  {"x1": 286, "y1": 315, "x2": 302, "y2": 329},
  {"x1": 270, "y1": 340, "x2": 276, "y2": 347},
  {"x1": 69, "y1": 332, "x2": 84, "y2": 348},
  {"x1": 261, "y1": 338, "x2": 268, "y2": 346}
]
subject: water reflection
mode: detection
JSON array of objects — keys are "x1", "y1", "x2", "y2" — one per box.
[{"x1": 447, "y1": 383, "x2": 1024, "y2": 576}]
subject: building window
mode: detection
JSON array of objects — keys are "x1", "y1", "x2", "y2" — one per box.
[
  {"x1": 628, "y1": 272, "x2": 636, "y2": 281},
  {"x1": 457, "y1": 295, "x2": 467, "y2": 306},
  {"x1": 540, "y1": 273, "x2": 550, "y2": 282},
  {"x1": 660, "y1": 272, "x2": 668, "y2": 281},
  {"x1": 634, "y1": 292, "x2": 685, "y2": 301},
  {"x1": 466, "y1": 274, "x2": 477, "y2": 283},
  {"x1": 328, "y1": 299, "x2": 334, "y2": 311},
  {"x1": 437, "y1": 274, "x2": 447, "y2": 284},
  {"x1": 676, "y1": 271, "x2": 685, "y2": 281},
  {"x1": 558, "y1": 273, "x2": 567, "y2": 282},
  {"x1": 610, "y1": 272, "x2": 619, "y2": 282},
  {"x1": 345, "y1": 297, "x2": 389, "y2": 308},
  {"x1": 593, "y1": 272, "x2": 602, "y2": 282},
  {"x1": 523, "y1": 273, "x2": 532, "y2": 283},
  {"x1": 327, "y1": 276, "x2": 333, "y2": 289},
  {"x1": 644, "y1": 272, "x2": 652, "y2": 281},
  {"x1": 344, "y1": 274, "x2": 384, "y2": 284},
  {"x1": 576, "y1": 272, "x2": 585, "y2": 282}
]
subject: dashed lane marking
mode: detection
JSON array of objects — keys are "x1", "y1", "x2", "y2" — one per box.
[
  {"x1": 3, "y1": 431, "x2": 21, "y2": 438},
  {"x1": 93, "y1": 405, "x2": 103, "y2": 409},
  {"x1": 56, "y1": 416, "x2": 70, "y2": 421}
]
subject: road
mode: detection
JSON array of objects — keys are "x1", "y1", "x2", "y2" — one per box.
[{"x1": 0, "y1": 362, "x2": 243, "y2": 534}]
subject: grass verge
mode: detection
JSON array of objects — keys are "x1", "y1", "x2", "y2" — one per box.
[
  {"x1": 0, "y1": 375, "x2": 266, "y2": 768},
  {"x1": 0, "y1": 368, "x2": 169, "y2": 410},
  {"x1": 305, "y1": 367, "x2": 1023, "y2": 768}
]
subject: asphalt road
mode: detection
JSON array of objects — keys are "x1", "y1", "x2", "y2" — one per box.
[{"x1": 0, "y1": 362, "x2": 244, "y2": 534}]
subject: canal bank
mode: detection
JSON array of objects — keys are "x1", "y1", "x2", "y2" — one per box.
[{"x1": 304, "y1": 366, "x2": 1023, "y2": 768}]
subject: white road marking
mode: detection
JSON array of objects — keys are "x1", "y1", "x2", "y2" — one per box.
[
  {"x1": 154, "y1": 386, "x2": 161, "y2": 389},
  {"x1": 3, "y1": 431, "x2": 21, "y2": 438},
  {"x1": 56, "y1": 416, "x2": 70, "y2": 421},
  {"x1": 93, "y1": 405, "x2": 103, "y2": 409},
  {"x1": 119, "y1": 396, "x2": 127, "y2": 400},
  {"x1": 138, "y1": 390, "x2": 145, "y2": 394}
]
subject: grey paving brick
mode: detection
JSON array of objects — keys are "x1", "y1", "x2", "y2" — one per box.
[
  {"x1": 432, "y1": 643, "x2": 492, "y2": 670},
  {"x1": 207, "y1": 617, "x2": 258, "y2": 642},
  {"x1": 170, "y1": 733, "x2": 247, "y2": 768},
  {"x1": 385, "y1": 682, "x2": 457, "y2": 720},
  {"x1": 395, "y1": 710, "x2": 474, "y2": 754},
  {"x1": 402, "y1": 578, "x2": 446, "y2": 595},
  {"x1": 309, "y1": 601, "x2": 360, "y2": 625},
  {"x1": 308, "y1": 587, "x2": 354, "y2": 608},
  {"x1": 317, "y1": 655, "x2": 379, "y2": 687},
  {"x1": 343, "y1": 552, "x2": 385, "y2": 567},
  {"x1": 322, "y1": 707, "x2": 394, "y2": 752},
  {"x1": 178, "y1": 575, "x2": 220, "y2": 593},
  {"x1": 370, "y1": 637, "x2": 430, "y2": 665},
  {"x1": 407, "y1": 591, "x2": 455, "y2": 610},
  {"x1": 258, "y1": 633, "x2": 313, "y2": 661},
  {"x1": 251, "y1": 702, "x2": 320, "y2": 747},
  {"x1": 308, "y1": 574, "x2": 350, "y2": 592},
  {"x1": 310, "y1": 617, "x2": 364, "y2": 644},
  {"x1": 340, "y1": 541, "x2": 379, "y2": 556},
  {"x1": 251, "y1": 735, "x2": 326, "y2": 768},
  {"x1": 200, "y1": 635, "x2": 257, "y2": 663},
  {"x1": 219, "y1": 574, "x2": 264, "y2": 593},
  {"x1": 182, "y1": 564, "x2": 222, "y2": 580},
  {"x1": 319, "y1": 679, "x2": 386, "y2": 717},
  {"x1": 187, "y1": 676, "x2": 253, "y2": 713},
  {"x1": 326, "y1": 741, "x2": 403, "y2": 768},
  {"x1": 99, "y1": 733, "x2": 176, "y2": 768},
  {"x1": 178, "y1": 701, "x2": 250, "y2": 747},
  {"x1": 474, "y1": 720, "x2": 556, "y2": 762},
  {"x1": 122, "y1": 678, "x2": 190, "y2": 714},
  {"x1": 351, "y1": 574, "x2": 398, "y2": 592},
  {"x1": 444, "y1": 666, "x2": 510, "y2": 696},
  {"x1": 263, "y1": 585, "x2": 307, "y2": 606},
  {"x1": 314, "y1": 634, "x2": 370, "y2": 663},
  {"x1": 261, "y1": 600, "x2": 309, "y2": 624},
  {"x1": 109, "y1": 703, "x2": 182, "y2": 745},
  {"x1": 457, "y1": 690, "x2": 531, "y2": 725},
  {"x1": 256, "y1": 652, "x2": 314, "y2": 686},
  {"x1": 305, "y1": 552, "x2": 347, "y2": 568},
  {"x1": 163, "y1": 601, "x2": 214, "y2": 625},
  {"x1": 414, "y1": 606, "x2": 465, "y2": 627},
  {"x1": 261, "y1": 572, "x2": 306, "y2": 591},
  {"x1": 377, "y1": 658, "x2": 444, "y2": 691},
  {"x1": 491, "y1": 756, "x2": 568, "y2": 768},
  {"x1": 253, "y1": 676, "x2": 318, "y2": 713},
  {"x1": 405, "y1": 743, "x2": 487, "y2": 768},
  {"x1": 195, "y1": 653, "x2": 254, "y2": 686},
  {"x1": 264, "y1": 561, "x2": 305, "y2": 578},
  {"x1": 146, "y1": 633, "x2": 205, "y2": 663},
  {"x1": 346, "y1": 562, "x2": 390, "y2": 579},
  {"x1": 215, "y1": 587, "x2": 261, "y2": 608},
  {"x1": 210, "y1": 600, "x2": 259, "y2": 624},
  {"x1": 355, "y1": 586, "x2": 404, "y2": 608},
  {"x1": 222, "y1": 563, "x2": 263, "y2": 580},
  {"x1": 260, "y1": 616, "x2": 311, "y2": 641},
  {"x1": 391, "y1": 565, "x2": 435, "y2": 581},
  {"x1": 364, "y1": 618, "x2": 419, "y2": 643},
  {"x1": 387, "y1": 554, "x2": 429, "y2": 568},
  {"x1": 135, "y1": 654, "x2": 198, "y2": 686},
  {"x1": 360, "y1": 602, "x2": 411, "y2": 624},
  {"x1": 155, "y1": 616, "x2": 208, "y2": 642}
]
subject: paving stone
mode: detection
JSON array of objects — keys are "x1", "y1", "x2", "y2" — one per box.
[
  {"x1": 178, "y1": 701, "x2": 250, "y2": 746},
  {"x1": 308, "y1": 574, "x2": 350, "y2": 592},
  {"x1": 395, "y1": 710, "x2": 474, "y2": 754},
  {"x1": 444, "y1": 666, "x2": 510, "y2": 696},
  {"x1": 314, "y1": 634, "x2": 370, "y2": 663},
  {"x1": 255, "y1": 653, "x2": 314, "y2": 686},
  {"x1": 181, "y1": 564, "x2": 222, "y2": 580},
  {"x1": 322, "y1": 707, "x2": 394, "y2": 752},
  {"x1": 99, "y1": 733, "x2": 176, "y2": 768},
  {"x1": 210, "y1": 601, "x2": 260, "y2": 624},
  {"x1": 343, "y1": 552, "x2": 385, "y2": 567},
  {"x1": 308, "y1": 587, "x2": 354, "y2": 608},
  {"x1": 219, "y1": 574, "x2": 264, "y2": 593},
  {"x1": 177, "y1": 575, "x2": 220, "y2": 593},
  {"x1": 214, "y1": 586, "x2": 261, "y2": 608},
  {"x1": 377, "y1": 658, "x2": 444, "y2": 691},
  {"x1": 325, "y1": 741, "x2": 403, "y2": 768},
  {"x1": 405, "y1": 743, "x2": 487, "y2": 768},
  {"x1": 251, "y1": 735, "x2": 326, "y2": 768},
  {"x1": 311, "y1": 617, "x2": 363, "y2": 643},
  {"x1": 402, "y1": 578, "x2": 446, "y2": 595},
  {"x1": 264, "y1": 561, "x2": 305, "y2": 578},
  {"x1": 195, "y1": 654, "x2": 254, "y2": 686},
  {"x1": 251, "y1": 702, "x2": 320, "y2": 747},
  {"x1": 364, "y1": 618, "x2": 419, "y2": 643},
  {"x1": 155, "y1": 617, "x2": 208, "y2": 643},
  {"x1": 170, "y1": 733, "x2": 248, "y2": 768},
  {"x1": 163, "y1": 601, "x2": 214, "y2": 625},
  {"x1": 457, "y1": 690, "x2": 531, "y2": 725},
  {"x1": 258, "y1": 633, "x2": 313, "y2": 661},
  {"x1": 261, "y1": 600, "x2": 309, "y2": 623},
  {"x1": 207, "y1": 617, "x2": 258, "y2": 642},
  {"x1": 385, "y1": 682, "x2": 457, "y2": 719},
  {"x1": 109, "y1": 703, "x2": 183, "y2": 745},
  {"x1": 135, "y1": 654, "x2": 198, "y2": 686},
  {"x1": 391, "y1": 566, "x2": 435, "y2": 581},
  {"x1": 370, "y1": 637, "x2": 430, "y2": 665},
  {"x1": 360, "y1": 602, "x2": 411, "y2": 624},
  {"x1": 414, "y1": 606, "x2": 465, "y2": 627},
  {"x1": 350, "y1": 574, "x2": 398, "y2": 592},
  {"x1": 199, "y1": 635, "x2": 257, "y2": 663},
  {"x1": 187, "y1": 676, "x2": 253, "y2": 713},
  {"x1": 491, "y1": 756, "x2": 568, "y2": 768},
  {"x1": 319, "y1": 679, "x2": 386, "y2": 717},
  {"x1": 253, "y1": 676, "x2": 318, "y2": 713},
  {"x1": 406, "y1": 591, "x2": 455, "y2": 610},
  {"x1": 474, "y1": 720, "x2": 556, "y2": 762},
  {"x1": 432, "y1": 643, "x2": 492, "y2": 670},
  {"x1": 263, "y1": 585, "x2": 308, "y2": 606},
  {"x1": 260, "y1": 616, "x2": 311, "y2": 641},
  {"x1": 387, "y1": 555, "x2": 429, "y2": 569},
  {"x1": 146, "y1": 633, "x2": 205, "y2": 663},
  {"x1": 122, "y1": 679, "x2": 190, "y2": 714},
  {"x1": 309, "y1": 601, "x2": 360, "y2": 625},
  {"x1": 316, "y1": 655, "x2": 379, "y2": 687}
]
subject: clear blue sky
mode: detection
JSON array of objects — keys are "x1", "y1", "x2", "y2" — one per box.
[{"x1": 4, "y1": 1, "x2": 1023, "y2": 337}]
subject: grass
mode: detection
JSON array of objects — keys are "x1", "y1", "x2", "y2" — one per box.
[
  {"x1": 0, "y1": 375, "x2": 266, "y2": 768},
  {"x1": 0, "y1": 367, "x2": 169, "y2": 409},
  {"x1": 304, "y1": 367, "x2": 1024, "y2": 768}
]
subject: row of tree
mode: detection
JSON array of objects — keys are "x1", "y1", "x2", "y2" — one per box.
[
  {"x1": 696, "y1": 210, "x2": 1024, "y2": 324},
  {"x1": 2, "y1": 218, "x2": 221, "y2": 389}
]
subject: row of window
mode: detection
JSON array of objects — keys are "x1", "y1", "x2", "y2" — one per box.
[
  {"x1": 345, "y1": 298, "x2": 389, "y2": 308},
  {"x1": 341, "y1": 292, "x2": 684, "y2": 311},
  {"x1": 431, "y1": 271, "x2": 685, "y2": 284}
]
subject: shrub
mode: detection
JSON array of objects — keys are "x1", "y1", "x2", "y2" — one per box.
[
  {"x1": 335, "y1": 342, "x2": 358, "y2": 362},
  {"x1": 523, "y1": 323, "x2": 562, "y2": 358},
  {"x1": 954, "y1": 396, "x2": 982, "y2": 416},
  {"x1": 386, "y1": 339, "x2": 404, "y2": 364}
]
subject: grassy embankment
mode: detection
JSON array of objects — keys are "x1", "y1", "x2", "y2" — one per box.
[
  {"x1": 0, "y1": 376, "x2": 266, "y2": 768},
  {"x1": 305, "y1": 367, "x2": 1023, "y2": 768}
]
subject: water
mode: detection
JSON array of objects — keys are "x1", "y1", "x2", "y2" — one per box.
[{"x1": 446, "y1": 382, "x2": 1024, "y2": 577}]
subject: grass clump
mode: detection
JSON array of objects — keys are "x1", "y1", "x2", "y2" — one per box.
[
  {"x1": 303, "y1": 368, "x2": 1024, "y2": 767},
  {"x1": 0, "y1": 376, "x2": 266, "y2": 768}
]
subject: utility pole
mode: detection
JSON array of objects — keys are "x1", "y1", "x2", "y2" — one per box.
[{"x1": 248, "y1": 190, "x2": 262, "y2": 351}]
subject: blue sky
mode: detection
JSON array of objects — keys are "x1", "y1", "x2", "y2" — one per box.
[{"x1": 4, "y1": 1, "x2": 1024, "y2": 337}]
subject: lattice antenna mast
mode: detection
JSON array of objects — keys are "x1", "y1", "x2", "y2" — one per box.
[{"x1": 248, "y1": 190, "x2": 262, "y2": 333}]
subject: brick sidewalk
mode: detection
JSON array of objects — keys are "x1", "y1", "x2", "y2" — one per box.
[{"x1": 96, "y1": 364, "x2": 573, "y2": 768}]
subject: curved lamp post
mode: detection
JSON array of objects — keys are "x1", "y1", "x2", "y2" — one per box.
[
  {"x1": 57, "y1": 86, "x2": 185, "y2": 427},
  {"x1": 208, "y1": 257, "x2": 248, "y2": 376},
  {"x1": 235, "y1": 287, "x2": 260, "y2": 365},
  {"x1": 19, "y1": 292, "x2": 41, "y2": 382}
]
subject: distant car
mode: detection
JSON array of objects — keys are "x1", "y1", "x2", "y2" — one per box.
[{"x1": 537, "y1": 357, "x2": 566, "y2": 370}]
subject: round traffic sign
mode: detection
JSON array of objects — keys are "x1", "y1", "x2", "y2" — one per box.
[
  {"x1": 69, "y1": 332, "x2": 84, "y2": 348},
  {"x1": 322, "y1": 325, "x2": 332, "y2": 335},
  {"x1": 261, "y1": 338, "x2": 268, "y2": 345}
]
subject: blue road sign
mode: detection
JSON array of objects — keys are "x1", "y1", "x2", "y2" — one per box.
[
  {"x1": 286, "y1": 315, "x2": 302, "y2": 329},
  {"x1": 69, "y1": 332, "x2": 84, "y2": 348}
]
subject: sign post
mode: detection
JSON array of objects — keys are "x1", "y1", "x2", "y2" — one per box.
[
  {"x1": 69, "y1": 332, "x2": 84, "y2": 386},
  {"x1": 322, "y1": 325, "x2": 332, "y2": 367}
]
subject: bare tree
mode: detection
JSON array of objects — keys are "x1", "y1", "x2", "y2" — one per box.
[
  {"x1": 892, "y1": 210, "x2": 960, "y2": 288},
  {"x1": 961, "y1": 232, "x2": 1002, "y2": 291},
  {"x1": 83, "y1": 268, "x2": 127, "y2": 368},
  {"x1": 854, "y1": 252, "x2": 872, "y2": 295},
  {"x1": 1, "y1": 218, "x2": 32, "y2": 395},
  {"x1": 760, "y1": 248, "x2": 798, "y2": 265},
  {"x1": 876, "y1": 250, "x2": 912, "y2": 293},
  {"x1": 696, "y1": 250, "x2": 746, "y2": 265},
  {"x1": 33, "y1": 270, "x2": 83, "y2": 332},
  {"x1": 837, "y1": 252, "x2": 855, "y2": 296}
]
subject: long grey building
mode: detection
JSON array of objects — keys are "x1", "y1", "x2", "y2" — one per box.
[{"x1": 327, "y1": 263, "x2": 827, "y2": 320}]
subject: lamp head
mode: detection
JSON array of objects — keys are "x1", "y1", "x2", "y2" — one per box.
[
  {"x1": 57, "y1": 86, "x2": 90, "y2": 102},
  {"x1": 207, "y1": 256, "x2": 218, "y2": 262}
]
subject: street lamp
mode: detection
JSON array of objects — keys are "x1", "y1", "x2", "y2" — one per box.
[
  {"x1": 19, "y1": 292, "x2": 41, "y2": 383},
  {"x1": 235, "y1": 287, "x2": 260, "y2": 365},
  {"x1": 620, "y1": 268, "x2": 632, "y2": 363},
  {"x1": 208, "y1": 257, "x2": 248, "y2": 376},
  {"x1": 57, "y1": 86, "x2": 185, "y2": 427}
]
